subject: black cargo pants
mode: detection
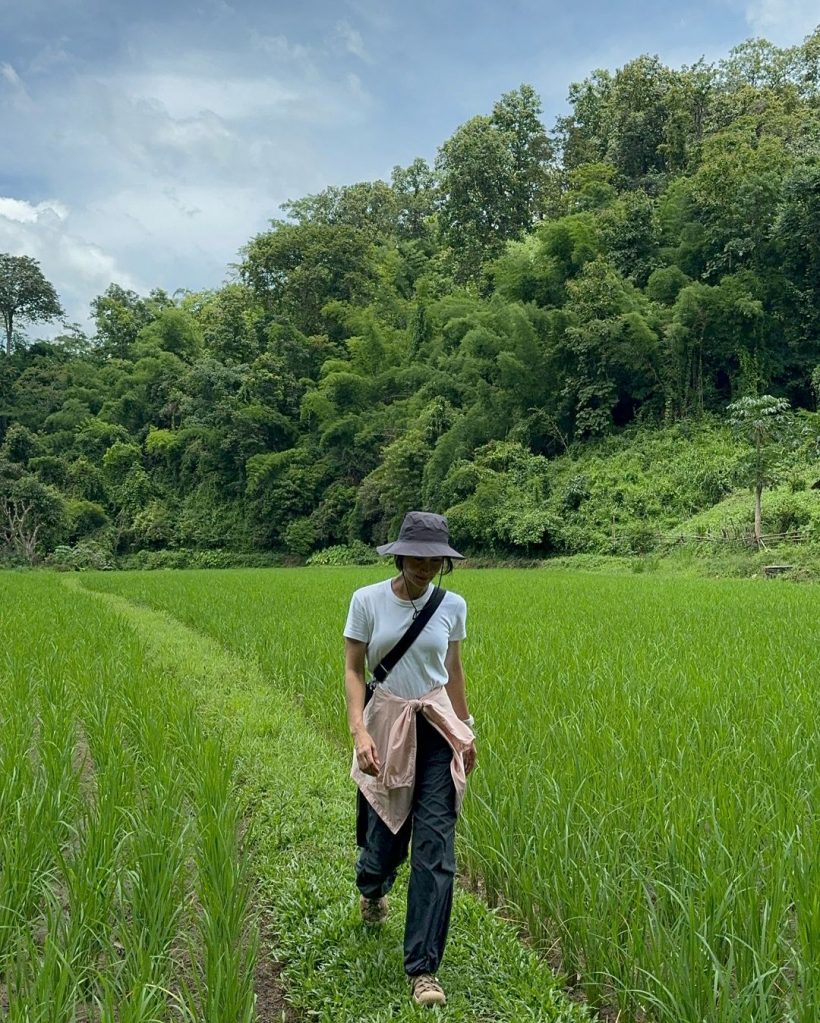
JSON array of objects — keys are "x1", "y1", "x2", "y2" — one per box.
[{"x1": 355, "y1": 712, "x2": 457, "y2": 976}]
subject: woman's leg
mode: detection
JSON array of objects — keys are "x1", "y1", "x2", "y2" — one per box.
[
  {"x1": 404, "y1": 714, "x2": 457, "y2": 976},
  {"x1": 356, "y1": 799, "x2": 411, "y2": 899}
]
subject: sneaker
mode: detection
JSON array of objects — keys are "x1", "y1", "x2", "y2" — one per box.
[
  {"x1": 359, "y1": 894, "x2": 388, "y2": 925},
  {"x1": 409, "y1": 973, "x2": 446, "y2": 1006}
]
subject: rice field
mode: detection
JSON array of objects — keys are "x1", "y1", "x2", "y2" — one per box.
[
  {"x1": 0, "y1": 574, "x2": 256, "y2": 1021},
  {"x1": 79, "y1": 566, "x2": 820, "y2": 1023}
]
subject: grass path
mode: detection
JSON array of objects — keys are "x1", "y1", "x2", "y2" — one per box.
[{"x1": 70, "y1": 576, "x2": 588, "y2": 1023}]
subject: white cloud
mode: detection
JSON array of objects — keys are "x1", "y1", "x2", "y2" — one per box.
[
  {"x1": 84, "y1": 184, "x2": 271, "y2": 262},
  {"x1": 116, "y1": 72, "x2": 299, "y2": 121},
  {"x1": 250, "y1": 32, "x2": 314, "y2": 64},
  {"x1": 0, "y1": 18, "x2": 383, "y2": 333},
  {"x1": 742, "y1": 1, "x2": 819, "y2": 42},
  {"x1": 0, "y1": 197, "x2": 68, "y2": 224},
  {"x1": 27, "y1": 41, "x2": 72, "y2": 76},
  {"x1": 0, "y1": 197, "x2": 144, "y2": 332},
  {"x1": 1, "y1": 63, "x2": 23, "y2": 87},
  {"x1": 0, "y1": 61, "x2": 32, "y2": 107},
  {"x1": 344, "y1": 0, "x2": 394, "y2": 35},
  {"x1": 336, "y1": 20, "x2": 371, "y2": 63}
]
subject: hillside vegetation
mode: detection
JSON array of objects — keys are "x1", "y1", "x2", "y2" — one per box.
[{"x1": 1, "y1": 30, "x2": 819, "y2": 567}]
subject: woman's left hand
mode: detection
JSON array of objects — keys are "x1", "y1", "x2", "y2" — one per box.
[{"x1": 464, "y1": 741, "x2": 477, "y2": 775}]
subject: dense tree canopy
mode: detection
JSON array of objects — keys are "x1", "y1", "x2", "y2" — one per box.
[{"x1": 1, "y1": 29, "x2": 819, "y2": 564}]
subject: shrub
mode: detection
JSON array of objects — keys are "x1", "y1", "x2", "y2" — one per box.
[
  {"x1": 117, "y1": 548, "x2": 288, "y2": 570},
  {"x1": 50, "y1": 540, "x2": 113, "y2": 571},
  {"x1": 283, "y1": 517, "x2": 317, "y2": 557},
  {"x1": 613, "y1": 521, "x2": 660, "y2": 554},
  {"x1": 307, "y1": 541, "x2": 378, "y2": 566},
  {"x1": 66, "y1": 498, "x2": 109, "y2": 540}
]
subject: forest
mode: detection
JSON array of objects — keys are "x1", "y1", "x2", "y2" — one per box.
[{"x1": 1, "y1": 30, "x2": 819, "y2": 567}]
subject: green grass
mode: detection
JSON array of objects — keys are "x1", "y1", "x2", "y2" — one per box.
[
  {"x1": 75, "y1": 574, "x2": 587, "y2": 1022},
  {"x1": 81, "y1": 565, "x2": 820, "y2": 1022},
  {"x1": 0, "y1": 574, "x2": 256, "y2": 1021}
]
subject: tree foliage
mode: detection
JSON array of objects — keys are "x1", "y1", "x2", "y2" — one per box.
[
  {"x1": 436, "y1": 85, "x2": 554, "y2": 281},
  {"x1": 0, "y1": 255, "x2": 64, "y2": 355},
  {"x1": 727, "y1": 394, "x2": 795, "y2": 544}
]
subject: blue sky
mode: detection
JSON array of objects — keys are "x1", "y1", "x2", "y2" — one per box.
[{"x1": 0, "y1": 0, "x2": 817, "y2": 334}]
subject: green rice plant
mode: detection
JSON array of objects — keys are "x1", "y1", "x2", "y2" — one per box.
[
  {"x1": 0, "y1": 573, "x2": 258, "y2": 1020},
  {"x1": 82, "y1": 566, "x2": 820, "y2": 1022},
  {"x1": 0, "y1": 658, "x2": 56, "y2": 971},
  {"x1": 35, "y1": 666, "x2": 84, "y2": 854},
  {"x1": 0, "y1": 792, "x2": 56, "y2": 968},
  {"x1": 113, "y1": 700, "x2": 190, "y2": 987},
  {"x1": 117, "y1": 777, "x2": 188, "y2": 980},
  {"x1": 178, "y1": 723, "x2": 257, "y2": 1023},
  {"x1": 96, "y1": 969, "x2": 169, "y2": 1023},
  {"x1": 79, "y1": 571, "x2": 589, "y2": 1022},
  {"x1": 4, "y1": 890, "x2": 84, "y2": 1023},
  {"x1": 0, "y1": 750, "x2": 39, "y2": 964}
]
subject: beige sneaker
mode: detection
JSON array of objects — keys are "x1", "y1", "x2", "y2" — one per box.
[
  {"x1": 359, "y1": 895, "x2": 388, "y2": 925},
  {"x1": 409, "y1": 973, "x2": 446, "y2": 1006}
]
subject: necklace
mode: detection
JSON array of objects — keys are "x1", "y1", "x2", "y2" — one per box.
[{"x1": 400, "y1": 570, "x2": 423, "y2": 619}]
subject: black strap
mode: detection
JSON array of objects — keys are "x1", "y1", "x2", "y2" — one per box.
[{"x1": 370, "y1": 586, "x2": 447, "y2": 685}]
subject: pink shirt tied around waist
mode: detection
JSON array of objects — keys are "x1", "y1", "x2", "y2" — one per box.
[{"x1": 351, "y1": 686, "x2": 475, "y2": 834}]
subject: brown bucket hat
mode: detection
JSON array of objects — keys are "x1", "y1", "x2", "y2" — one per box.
[{"x1": 376, "y1": 511, "x2": 464, "y2": 559}]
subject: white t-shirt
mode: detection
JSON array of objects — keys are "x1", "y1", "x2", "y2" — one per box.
[{"x1": 344, "y1": 579, "x2": 467, "y2": 700}]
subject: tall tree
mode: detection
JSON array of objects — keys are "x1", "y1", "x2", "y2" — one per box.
[
  {"x1": 490, "y1": 85, "x2": 555, "y2": 229},
  {"x1": 241, "y1": 221, "x2": 375, "y2": 338},
  {"x1": 436, "y1": 114, "x2": 515, "y2": 281},
  {"x1": 0, "y1": 458, "x2": 66, "y2": 562},
  {"x1": 436, "y1": 85, "x2": 553, "y2": 281},
  {"x1": 772, "y1": 160, "x2": 820, "y2": 389},
  {"x1": 91, "y1": 285, "x2": 172, "y2": 360},
  {"x1": 555, "y1": 69, "x2": 614, "y2": 171},
  {"x1": 0, "y1": 255, "x2": 64, "y2": 355},
  {"x1": 559, "y1": 258, "x2": 660, "y2": 436},
  {"x1": 604, "y1": 55, "x2": 678, "y2": 182},
  {"x1": 281, "y1": 180, "x2": 399, "y2": 239},
  {"x1": 391, "y1": 158, "x2": 439, "y2": 240},
  {"x1": 727, "y1": 394, "x2": 793, "y2": 546},
  {"x1": 557, "y1": 57, "x2": 714, "y2": 182}
]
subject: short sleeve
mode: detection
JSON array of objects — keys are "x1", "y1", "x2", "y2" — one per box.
[
  {"x1": 344, "y1": 590, "x2": 372, "y2": 642},
  {"x1": 449, "y1": 597, "x2": 467, "y2": 642}
]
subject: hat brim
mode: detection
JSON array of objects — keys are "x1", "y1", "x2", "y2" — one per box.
[{"x1": 376, "y1": 540, "x2": 464, "y2": 559}]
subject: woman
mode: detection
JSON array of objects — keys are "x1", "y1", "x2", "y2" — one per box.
[{"x1": 344, "y1": 511, "x2": 476, "y2": 1007}]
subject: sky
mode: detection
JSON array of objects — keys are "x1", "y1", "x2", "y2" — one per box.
[{"x1": 0, "y1": 0, "x2": 817, "y2": 336}]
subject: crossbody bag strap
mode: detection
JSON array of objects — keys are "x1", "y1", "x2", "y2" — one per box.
[{"x1": 370, "y1": 585, "x2": 447, "y2": 686}]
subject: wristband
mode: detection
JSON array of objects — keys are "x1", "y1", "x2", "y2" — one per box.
[{"x1": 462, "y1": 714, "x2": 475, "y2": 730}]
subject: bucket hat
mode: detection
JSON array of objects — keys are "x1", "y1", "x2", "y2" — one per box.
[{"x1": 376, "y1": 511, "x2": 464, "y2": 559}]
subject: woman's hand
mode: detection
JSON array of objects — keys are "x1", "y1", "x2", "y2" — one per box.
[
  {"x1": 354, "y1": 729, "x2": 381, "y2": 776},
  {"x1": 463, "y1": 741, "x2": 477, "y2": 776}
]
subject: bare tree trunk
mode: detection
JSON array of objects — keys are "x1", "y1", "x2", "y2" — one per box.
[
  {"x1": 0, "y1": 497, "x2": 40, "y2": 563},
  {"x1": 754, "y1": 483, "x2": 764, "y2": 548},
  {"x1": 697, "y1": 348, "x2": 704, "y2": 415}
]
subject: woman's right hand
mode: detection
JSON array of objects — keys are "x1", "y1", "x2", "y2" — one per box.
[{"x1": 354, "y1": 729, "x2": 381, "y2": 776}]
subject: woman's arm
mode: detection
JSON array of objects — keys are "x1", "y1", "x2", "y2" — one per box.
[
  {"x1": 445, "y1": 640, "x2": 476, "y2": 774},
  {"x1": 445, "y1": 640, "x2": 469, "y2": 718},
  {"x1": 345, "y1": 638, "x2": 380, "y2": 776}
]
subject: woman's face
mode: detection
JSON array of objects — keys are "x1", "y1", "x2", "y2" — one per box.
[{"x1": 402, "y1": 556, "x2": 444, "y2": 588}]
